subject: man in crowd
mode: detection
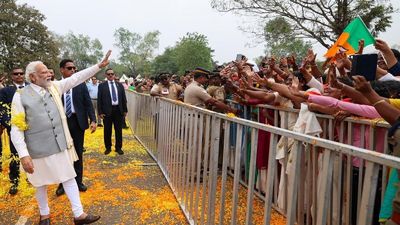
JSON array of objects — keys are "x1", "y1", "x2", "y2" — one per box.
[
  {"x1": 87, "y1": 76, "x2": 102, "y2": 127},
  {"x1": 206, "y1": 74, "x2": 226, "y2": 112},
  {"x1": 184, "y1": 67, "x2": 238, "y2": 114},
  {"x1": 98, "y1": 68, "x2": 128, "y2": 155},
  {"x1": 10, "y1": 51, "x2": 111, "y2": 225},
  {"x1": 0, "y1": 67, "x2": 29, "y2": 195},
  {"x1": 55, "y1": 59, "x2": 97, "y2": 196},
  {"x1": 48, "y1": 68, "x2": 55, "y2": 81},
  {"x1": 150, "y1": 73, "x2": 183, "y2": 100}
]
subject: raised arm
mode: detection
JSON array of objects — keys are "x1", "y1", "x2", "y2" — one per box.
[
  {"x1": 57, "y1": 50, "x2": 111, "y2": 93},
  {"x1": 353, "y1": 75, "x2": 400, "y2": 124}
]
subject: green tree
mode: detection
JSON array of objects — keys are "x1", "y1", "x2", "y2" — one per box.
[
  {"x1": 151, "y1": 47, "x2": 179, "y2": 75},
  {"x1": 174, "y1": 32, "x2": 214, "y2": 74},
  {"x1": 264, "y1": 17, "x2": 312, "y2": 58},
  {"x1": 113, "y1": 28, "x2": 160, "y2": 76},
  {"x1": 211, "y1": 0, "x2": 394, "y2": 48},
  {"x1": 0, "y1": 0, "x2": 59, "y2": 72},
  {"x1": 56, "y1": 32, "x2": 103, "y2": 70}
]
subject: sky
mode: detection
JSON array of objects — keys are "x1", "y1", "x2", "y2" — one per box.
[{"x1": 17, "y1": 0, "x2": 400, "y2": 64}]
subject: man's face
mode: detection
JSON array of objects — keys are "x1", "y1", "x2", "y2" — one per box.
[
  {"x1": 31, "y1": 63, "x2": 52, "y2": 88},
  {"x1": 91, "y1": 77, "x2": 98, "y2": 84},
  {"x1": 49, "y1": 69, "x2": 55, "y2": 81},
  {"x1": 197, "y1": 76, "x2": 208, "y2": 85},
  {"x1": 160, "y1": 76, "x2": 169, "y2": 86},
  {"x1": 60, "y1": 62, "x2": 76, "y2": 78},
  {"x1": 105, "y1": 70, "x2": 115, "y2": 81},
  {"x1": 11, "y1": 68, "x2": 25, "y2": 84}
]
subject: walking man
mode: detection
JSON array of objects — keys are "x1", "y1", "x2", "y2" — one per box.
[{"x1": 10, "y1": 50, "x2": 111, "y2": 224}]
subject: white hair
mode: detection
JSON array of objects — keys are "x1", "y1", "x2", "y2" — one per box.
[{"x1": 25, "y1": 61, "x2": 44, "y2": 82}]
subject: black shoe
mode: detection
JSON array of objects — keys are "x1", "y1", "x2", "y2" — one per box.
[
  {"x1": 116, "y1": 149, "x2": 124, "y2": 155},
  {"x1": 39, "y1": 217, "x2": 50, "y2": 225},
  {"x1": 74, "y1": 214, "x2": 100, "y2": 225},
  {"x1": 9, "y1": 183, "x2": 18, "y2": 195},
  {"x1": 104, "y1": 149, "x2": 111, "y2": 155},
  {"x1": 97, "y1": 124, "x2": 103, "y2": 127},
  {"x1": 56, "y1": 184, "x2": 64, "y2": 196},
  {"x1": 78, "y1": 183, "x2": 87, "y2": 192}
]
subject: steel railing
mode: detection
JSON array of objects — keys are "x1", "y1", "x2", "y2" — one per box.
[{"x1": 126, "y1": 90, "x2": 400, "y2": 225}]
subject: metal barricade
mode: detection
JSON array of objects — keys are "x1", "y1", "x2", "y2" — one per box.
[{"x1": 126, "y1": 90, "x2": 400, "y2": 225}]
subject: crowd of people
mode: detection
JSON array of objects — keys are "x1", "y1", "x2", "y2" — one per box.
[
  {"x1": 2, "y1": 36, "x2": 400, "y2": 224},
  {"x1": 131, "y1": 38, "x2": 400, "y2": 225}
]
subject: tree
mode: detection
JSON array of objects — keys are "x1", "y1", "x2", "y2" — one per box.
[
  {"x1": 264, "y1": 17, "x2": 312, "y2": 58},
  {"x1": 211, "y1": 0, "x2": 394, "y2": 49},
  {"x1": 174, "y1": 33, "x2": 214, "y2": 74},
  {"x1": 113, "y1": 28, "x2": 160, "y2": 76},
  {"x1": 0, "y1": 0, "x2": 59, "y2": 72},
  {"x1": 56, "y1": 32, "x2": 103, "y2": 70},
  {"x1": 151, "y1": 47, "x2": 179, "y2": 75}
]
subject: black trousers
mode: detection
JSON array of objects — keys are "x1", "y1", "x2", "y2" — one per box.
[
  {"x1": 7, "y1": 128, "x2": 20, "y2": 184},
  {"x1": 103, "y1": 106, "x2": 123, "y2": 151},
  {"x1": 67, "y1": 114, "x2": 85, "y2": 185}
]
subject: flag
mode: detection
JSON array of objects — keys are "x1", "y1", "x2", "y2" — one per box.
[{"x1": 325, "y1": 17, "x2": 375, "y2": 58}]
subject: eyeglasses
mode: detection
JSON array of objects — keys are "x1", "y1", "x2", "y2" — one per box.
[
  {"x1": 65, "y1": 66, "x2": 76, "y2": 71},
  {"x1": 13, "y1": 72, "x2": 24, "y2": 76},
  {"x1": 106, "y1": 73, "x2": 115, "y2": 76}
]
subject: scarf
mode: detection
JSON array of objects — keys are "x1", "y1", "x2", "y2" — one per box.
[{"x1": 48, "y1": 84, "x2": 78, "y2": 161}]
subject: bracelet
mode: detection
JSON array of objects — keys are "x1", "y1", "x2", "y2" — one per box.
[{"x1": 372, "y1": 99, "x2": 386, "y2": 107}]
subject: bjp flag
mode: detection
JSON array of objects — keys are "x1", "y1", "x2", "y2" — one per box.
[{"x1": 325, "y1": 17, "x2": 375, "y2": 58}]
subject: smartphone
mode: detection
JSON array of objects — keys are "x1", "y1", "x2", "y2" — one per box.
[
  {"x1": 236, "y1": 54, "x2": 244, "y2": 62},
  {"x1": 350, "y1": 54, "x2": 378, "y2": 81}
]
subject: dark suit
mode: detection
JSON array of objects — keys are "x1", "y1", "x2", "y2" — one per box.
[
  {"x1": 63, "y1": 83, "x2": 96, "y2": 185},
  {"x1": 97, "y1": 81, "x2": 127, "y2": 151},
  {"x1": 0, "y1": 83, "x2": 28, "y2": 184}
]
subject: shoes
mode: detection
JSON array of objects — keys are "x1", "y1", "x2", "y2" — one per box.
[
  {"x1": 78, "y1": 183, "x2": 87, "y2": 192},
  {"x1": 97, "y1": 124, "x2": 103, "y2": 127},
  {"x1": 116, "y1": 149, "x2": 124, "y2": 155},
  {"x1": 74, "y1": 214, "x2": 100, "y2": 225},
  {"x1": 104, "y1": 149, "x2": 111, "y2": 155},
  {"x1": 122, "y1": 126, "x2": 129, "y2": 129},
  {"x1": 55, "y1": 184, "x2": 64, "y2": 196},
  {"x1": 39, "y1": 217, "x2": 50, "y2": 225},
  {"x1": 9, "y1": 183, "x2": 18, "y2": 195}
]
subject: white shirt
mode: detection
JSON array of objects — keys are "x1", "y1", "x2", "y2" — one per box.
[
  {"x1": 11, "y1": 65, "x2": 101, "y2": 158},
  {"x1": 107, "y1": 81, "x2": 119, "y2": 105},
  {"x1": 63, "y1": 88, "x2": 75, "y2": 113},
  {"x1": 379, "y1": 73, "x2": 400, "y2": 82},
  {"x1": 13, "y1": 82, "x2": 25, "y2": 89}
]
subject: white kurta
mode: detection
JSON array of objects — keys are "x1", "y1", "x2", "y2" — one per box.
[{"x1": 11, "y1": 65, "x2": 100, "y2": 187}]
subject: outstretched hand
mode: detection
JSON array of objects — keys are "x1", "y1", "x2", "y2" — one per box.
[
  {"x1": 98, "y1": 50, "x2": 112, "y2": 68},
  {"x1": 375, "y1": 39, "x2": 391, "y2": 54},
  {"x1": 353, "y1": 75, "x2": 373, "y2": 94},
  {"x1": 328, "y1": 64, "x2": 343, "y2": 89}
]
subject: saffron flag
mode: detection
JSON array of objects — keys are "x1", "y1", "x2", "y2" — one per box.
[{"x1": 325, "y1": 17, "x2": 375, "y2": 58}]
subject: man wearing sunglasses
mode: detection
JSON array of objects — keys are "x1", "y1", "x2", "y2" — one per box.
[
  {"x1": 0, "y1": 67, "x2": 29, "y2": 195},
  {"x1": 55, "y1": 59, "x2": 97, "y2": 197},
  {"x1": 98, "y1": 69, "x2": 128, "y2": 156}
]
